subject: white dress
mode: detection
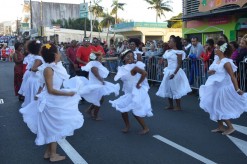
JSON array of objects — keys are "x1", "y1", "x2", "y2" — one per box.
[
  {"x1": 76, "y1": 61, "x2": 120, "y2": 106},
  {"x1": 18, "y1": 54, "x2": 35, "y2": 95},
  {"x1": 109, "y1": 61, "x2": 153, "y2": 117},
  {"x1": 156, "y1": 49, "x2": 191, "y2": 99},
  {"x1": 21, "y1": 56, "x2": 45, "y2": 107},
  {"x1": 19, "y1": 62, "x2": 84, "y2": 146},
  {"x1": 199, "y1": 58, "x2": 247, "y2": 121}
]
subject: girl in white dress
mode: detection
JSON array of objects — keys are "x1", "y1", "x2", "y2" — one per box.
[
  {"x1": 21, "y1": 40, "x2": 44, "y2": 107},
  {"x1": 156, "y1": 36, "x2": 191, "y2": 110},
  {"x1": 199, "y1": 41, "x2": 247, "y2": 135},
  {"x1": 20, "y1": 43, "x2": 84, "y2": 162},
  {"x1": 110, "y1": 50, "x2": 153, "y2": 134},
  {"x1": 79, "y1": 52, "x2": 120, "y2": 120}
]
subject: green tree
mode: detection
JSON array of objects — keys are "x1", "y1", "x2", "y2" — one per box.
[
  {"x1": 110, "y1": 0, "x2": 126, "y2": 24},
  {"x1": 145, "y1": 0, "x2": 172, "y2": 22},
  {"x1": 100, "y1": 14, "x2": 115, "y2": 43}
]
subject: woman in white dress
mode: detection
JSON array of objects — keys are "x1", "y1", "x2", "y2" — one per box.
[
  {"x1": 156, "y1": 36, "x2": 191, "y2": 110},
  {"x1": 20, "y1": 43, "x2": 84, "y2": 162},
  {"x1": 199, "y1": 41, "x2": 247, "y2": 135},
  {"x1": 21, "y1": 40, "x2": 44, "y2": 107},
  {"x1": 110, "y1": 50, "x2": 153, "y2": 134},
  {"x1": 79, "y1": 52, "x2": 120, "y2": 120}
]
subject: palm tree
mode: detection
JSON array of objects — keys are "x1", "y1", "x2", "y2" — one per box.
[
  {"x1": 91, "y1": 0, "x2": 104, "y2": 30},
  {"x1": 100, "y1": 14, "x2": 115, "y2": 44},
  {"x1": 145, "y1": 0, "x2": 172, "y2": 22},
  {"x1": 110, "y1": 0, "x2": 125, "y2": 24}
]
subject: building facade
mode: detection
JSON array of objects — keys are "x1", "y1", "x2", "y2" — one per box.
[{"x1": 182, "y1": 0, "x2": 247, "y2": 43}]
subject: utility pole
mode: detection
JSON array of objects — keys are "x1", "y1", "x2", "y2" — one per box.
[
  {"x1": 30, "y1": 0, "x2": 33, "y2": 29},
  {"x1": 84, "y1": 0, "x2": 86, "y2": 38}
]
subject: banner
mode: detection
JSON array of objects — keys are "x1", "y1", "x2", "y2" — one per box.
[{"x1": 198, "y1": 0, "x2": 247, "y2": 12}]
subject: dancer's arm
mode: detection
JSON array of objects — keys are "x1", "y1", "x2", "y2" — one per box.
[
  {"x1": 131, "y1": 67, "x2": 147, "y2": 89},
  {"x1": 170, "y1": 54, "x2": 182, "y2": 79},
  {"x1": 224, "y1": 62, "x2": 243, "y2": 95},
  {"x1": 30, "y1": 59, "x2": 42, "y2": 72},
  {"x1": 91, "y1": 67, "x2": 104, "y2": 84},
  {"x1": 44, "y1": 67, "x2": 75, "y2": 96}
]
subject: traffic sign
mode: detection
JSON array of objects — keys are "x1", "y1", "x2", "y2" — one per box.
[{"x1": 80, "y1": 3, "x2": 88, "y2": 18}]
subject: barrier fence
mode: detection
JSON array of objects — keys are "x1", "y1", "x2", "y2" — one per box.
[{"x1": 60, "y1": 50, "x2": 247, "y2": 92}]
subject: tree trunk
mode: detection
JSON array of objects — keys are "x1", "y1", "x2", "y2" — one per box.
[{"x1": 156, "y1": 11, "x2": 158, "y2": 23}]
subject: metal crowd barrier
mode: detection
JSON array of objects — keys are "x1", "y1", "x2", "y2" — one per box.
[{"x1": 61, "y1": 49, "x2": 247, "y2": 91}]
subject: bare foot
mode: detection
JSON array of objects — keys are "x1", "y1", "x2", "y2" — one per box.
[
  {"x1": 139, "y1": 128, "x2": 149, "y2": 135},
  {"x1": 43, "y1": 153, "x2": 50, "y2": 159},
  {"x1": 173, "y1": 107, "x2": 182, "y2": 111},
  {"x1": 211, "y1": 127, "x2": 226, "y2": 133},
  {"x1": 165, "y1": 106, "x2": 174, "y2": 110},
  {"x1": 50, "y1": 154, "x2": 66, "y2": 162},
  {"x1": 121, "y1": 127, "x2": 130, "y2": 133},
  {"x1": 222, "y1": 128, "x2": 235, "y2": 135}
]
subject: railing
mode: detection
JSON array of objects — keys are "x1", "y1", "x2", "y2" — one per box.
[{"x1": 60, "y1": 50, "x2": 247, "y2": 92}]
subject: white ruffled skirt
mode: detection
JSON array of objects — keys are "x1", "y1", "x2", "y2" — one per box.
[
  {"x1": 19, "y1": 90, "x2": 84, "y2": 145},
  {"x1": 156, "y1": 68, "x2": 191, "y2": 99},
  {"x1": 109, "y1": 86, "x2": 153, "y2": 117},
  {"x1": 199, "y1": 76, "x2": 247, "y2": 121}
]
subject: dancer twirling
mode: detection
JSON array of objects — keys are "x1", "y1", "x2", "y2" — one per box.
[
  {"x1": 156, "y1": 36, "x2": 191, "y2": 110},
  {"x1": 110, "y1": 50, "x2": 153, "y2": 134},
  {"x1": 20, "y1": 43, "x2": 84, "y2": 162},
  {"x1": 199, "y1": 41, "x2": 247, "y2": 135}
]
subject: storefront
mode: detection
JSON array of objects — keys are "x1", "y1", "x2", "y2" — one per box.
[{"x1": 182, "y1": 0, "x2": 247, "y2": 44}]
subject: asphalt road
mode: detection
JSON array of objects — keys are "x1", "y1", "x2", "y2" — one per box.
[{"x1": 0, "y1": 61, "x2": 247, "y2": 164}]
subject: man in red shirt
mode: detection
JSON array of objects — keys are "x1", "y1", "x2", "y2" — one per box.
[
  {"x1": 76, "y1": 37, "x2": 94, "y2": 77},
  {"x1": 66, "y1": 40, "x2": 78, "y2": 77},
  {"x1": 92, "y1": 37, "x2": 105, "y2": 56}
]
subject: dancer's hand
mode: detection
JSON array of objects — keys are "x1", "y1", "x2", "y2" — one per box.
[
  {"x1": 238, "y1": 90, "x2": 244, "y2": 95},
  {"x1": 136, "y1": 83, "x2": 141, "y2": 89},
  {"x1": 169, "y1": 74, "x2": 175, "y2": 79},
  {"x1": 208, "y1": 70, "x2": 216, "y2": 75},
  {"x1": 34, "y1": 95, "x2": 38, "y2": 100},
  {"x1": 67, "y1": 92, "x2": 75, "y2": 96}
]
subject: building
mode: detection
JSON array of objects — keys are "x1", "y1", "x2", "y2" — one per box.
[
  {"x1": 113, "y1": 22, "x2": 182, "y2": 43},
  {"x1": 0, "y1": 23, "x2": 4, "y2": 35},
  {"x1": 182, "y1": 0, "x2": 247, "y2": 43}
]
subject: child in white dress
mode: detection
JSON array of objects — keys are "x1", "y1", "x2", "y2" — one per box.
[
  {"x1": 79, "y1": 52, "x2": 120, "y2": 120},
  {"x1": 20, "y1": 43, "x2": 84, "y2": 162},
  {"x1": 199, "y1": 41, "x2": 247, "y2": 135},
  {"x1": 156, "y1": 36, "x2": 191, "y2": 110},
  {"x1": 21, "y1": 40, "x2": 44, "y2": 107},
  {"x1": 110, "y1": 50, "x2": 153, "y2": 134}
]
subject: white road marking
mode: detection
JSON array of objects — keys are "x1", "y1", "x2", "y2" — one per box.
[
  {"x1": 0, "y1": 99, "x2": 4, "y2": 104},
  {"x1": 58, "y1": 139, "x2": 88, "y2": 164},
  {"x1": 227, "y1": 135, "x2": 247, "y2": 156},
  {"x1": 232, "y1": 124, "x2": 247, "y2": 136},
  {"x1": 153, "y1": 135, "x2": 216, "y2": 164}
]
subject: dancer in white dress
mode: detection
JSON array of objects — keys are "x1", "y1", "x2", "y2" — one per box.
[
  {"x1": 79, "y1": 52, "x2": 120, "y2": 120},
  {"x1": 199, "y1": 41, "x2": 247, "y2": 135},
  {"x1": 21, "y1": 40, "x2": 44, "y2": 107},
  {"x1": 156, "y1": 36, "x2": 191, "y2": 110},
  {"x1": 20, "y1": 43, "x2": 84, "y2": 162},
  {"x1": 110, "y1": 50, "x2": 153, "y2": 134}
]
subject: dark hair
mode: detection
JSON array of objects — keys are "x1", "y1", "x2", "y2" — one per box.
[
  {"x1": 14, "y1": 42, "x2": 23, "y2": 50},
  {"x1": 40, "y1": 43, "x2": 58, "y2": 63},
  {"x1": 120, "y1": 50, "x2": 133, "y2": 64},
  {"x1": 171, "y1": 36, "x2": 183, "y2": 50},
  {"x1": 229, "y1": 41, "x2": 239, "y2": 50},
  {"x1": 217, "y1": 40, "x2": 232, "y2": 58},
  {"x1": 128, "y1": 38, "x2": 140, "y2": 47},
  {"x1": 28, "y1": 40, "x2": 42, "y2": 55},
  {"x1": 206, "y1": 39, "x2": 214, "y2": 47},
  {"x1": 170, "y1": 35, "x2": 175, "y2": 39},
  {"x1": 191, "y1": 36, "x2": 198, "y2": 41},
  {"x1": 183, "y1": 38, "x2": 190, "y2": 43},
  {"x1": 219, "y1": 34, "x2": 229, "y2": 43}
]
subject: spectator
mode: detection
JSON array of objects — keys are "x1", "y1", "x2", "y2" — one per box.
[
  {"x1": 182, "y1": 38, "x2": 191, "y2": 57},
  {"x1": 236, "y1": 34, "x2": 247, "y2": 66},
  {"x1": 106, "y1": 44, "x2": 117, "y2": 72},
  {"x1": 92, "y1": 38, "x2": 105, "y2": 56},
  {"x1": 76, "y1": 37, "x2": 94, "y2": 78},
  {"x1": 229, "y1": 41, "x2": 239, "y2": 61},
  {"x1": 219, "y1": 34, "x2": 229, "y2": 43},
  {"x1": 66, "y1": 40, "x2": 79, "y2": 77},
  {"x1": 129, "y1": 38, "x2": 143, "y2": 61},
  {"x1": 116, "y1": 41, "x2": 124, "y2": 54}
]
